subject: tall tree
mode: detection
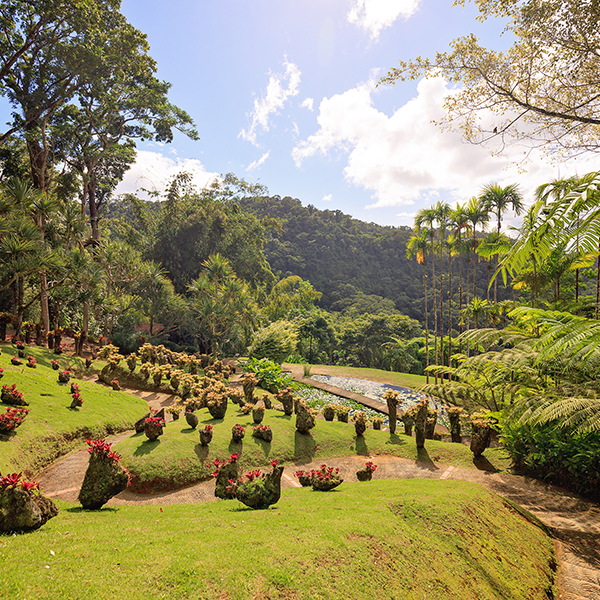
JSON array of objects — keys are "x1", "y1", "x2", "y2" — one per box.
[
  {"x1": 479, "y1": 182, "x2": 524, "y2": 302},
  {"x1": 407, "y1": 229, "x2": 432, "y2": 383}
]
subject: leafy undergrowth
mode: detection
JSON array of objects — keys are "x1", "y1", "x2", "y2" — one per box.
[
  {"x1": 0, "y1": 479, "x2": 556, "y2": 600},
  {"x1": 116, "y1": 405, "x2": 513, "y2": 492},
  {"x1": 0, "y1": 344, "x2": 148, "y2": 476}
]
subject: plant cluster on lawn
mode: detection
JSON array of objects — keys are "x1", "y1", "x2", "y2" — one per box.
[
  {"x1": 0, "y1": 472, "x2": 39, "y2": 491},
  {"x1": 240, "y1": 357, "x2": 294, "y2": 393},
  {"x1": 0, "y1": 407, "x2": 29, "y2": 433}
]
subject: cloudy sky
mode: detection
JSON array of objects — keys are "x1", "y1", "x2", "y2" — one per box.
[{"x1": 13, "y1": 0, "x2": 600, "y2": 228}]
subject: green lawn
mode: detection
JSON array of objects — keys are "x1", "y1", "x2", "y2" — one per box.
[
  {"x1": 0, "y1": 344, "x2": 148, "y2": 475},
  {"x1": 0, "y1": 479, "x2": 556, "y2": 600},
  {"x1": 116, "y1": 405, "x2": 513, "y2": 492},
  {"x1": 298, "y1": 363, "x2": 429, "y2": 389}
]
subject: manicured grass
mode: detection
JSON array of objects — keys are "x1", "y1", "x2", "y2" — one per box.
[
  {"x1": 116, "y1": 405, "x2": 513, "y2": 492},
  {"x1": 0, "y1": 344, "x2": 148, "y2": 476},
  {"x1": 298, "y1": 363, "x2": 429, "y2": 389},
  {"x1": 0, "y1": 479, "x2": 556, "y2": 600}
]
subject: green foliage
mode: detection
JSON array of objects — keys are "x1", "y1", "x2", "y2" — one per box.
[
  {"x1": 336, "y1": 313, "x2": 423, "y2": 371},
  {"x1": 241, "y1": 357, "x2": 294, "y2": 393},
  {"x1": 501, "y1": 420, "x2": 600, "y2": 500},
  {"x1": 248, "y1": 321, "x2": 297, "y2": 364},
  {"x1": 263, "y1": 275, "x2": 321, "y2": 320}
]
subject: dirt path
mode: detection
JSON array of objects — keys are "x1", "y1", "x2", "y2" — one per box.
[{"x1": 37, "y1": 376, "x2": 600, "y2": 600}]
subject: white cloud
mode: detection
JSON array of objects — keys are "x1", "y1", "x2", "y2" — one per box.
[
  {"x1": 292, "y1": 76, "x2": 599, "y2": 219},
  {"x1": 114, "y1": 150, "x2": 219, "y2": 199},
  {"x1": 322, "y1": 193, "x2": 333, "y2": 202},
  {"x1": 246, "y1": 151, "x2": 271, "y2": 172},
  {"x1": 347, "y1": 0, "x2": 421, "y2": 40},
  {"x1": 301, "y1": 98, "x2": 314, "y2": 111},
  {"x1": 239, "y1": 60, "x2": 301, "y2": 146}
]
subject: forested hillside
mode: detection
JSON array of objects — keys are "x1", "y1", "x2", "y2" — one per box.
[{"x1": 240, "y1": 195, "x2": 511, "y2": 322}]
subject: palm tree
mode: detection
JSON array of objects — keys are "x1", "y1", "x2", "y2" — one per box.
[
  {"x1": 450, "y1": 204, "x2": 472, "y2": 347},
  {"x1": 415, "y1": 208, "x2": 439, "y2": 373},
  {"x1": 407, "y1": 230, "x2": 432, "y2": 383},
  {"x1": 479, "y1": 183, "x2": 524, "y2": 303},
  {"x1": 434, "y1": 201, "x2": 451, "y2": 373},
  {"x1": 464, "y1": 196, "x2": 489, "y2": 326}
]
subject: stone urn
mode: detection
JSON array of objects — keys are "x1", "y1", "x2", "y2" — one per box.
[
  {"x1": 322, "y1": 405, "x2": 335, "y2": 421},
  {"x1": 252, "y1": 425, "x2": 273, "y2": 443}
]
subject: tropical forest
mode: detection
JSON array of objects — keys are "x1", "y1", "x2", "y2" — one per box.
[{"x1": 0, "y1": 1, "x2": 598, "y2": 599}]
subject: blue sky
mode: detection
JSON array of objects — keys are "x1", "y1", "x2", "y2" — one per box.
[{"x1": 5, "y1": 0, "x2": 597, "y2": 227}]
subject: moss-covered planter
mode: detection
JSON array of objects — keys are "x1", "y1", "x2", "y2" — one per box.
[
  {"x1": 0, "y1": 484, "x2": 58, "y2": 532},
  {"x1": 252, "y1": 406, "x2": 264, "y2": 424},
  {"x1": 414, "y1": 400, "x2": 428, "y2": 449},
  {"x1": 356, "y1": 469, "x2": 372, "y2": 481},
  {"x1": 214, "y1": 458, "x2": 239, "y2": 499},
  {"x1": 384, "y1": 390, "x2": 400, "y2": 434},
  {"x1": 448, "y1": 406, "x2": 463, "y2": 443},
  {"x1": 199, "y1": 426, "x2": 213, "y2": 446},
  {"x1": 78, "y1": 450, "x2": 130, "y2": 510},
  {"x1": 235, "y1": 466, "x2": 284, "y2": 510},
  {"x1": 185, "y1": 411, "x2": 199, "y2": 429},
  {"x1": 470, "y1": 420, "x2": 492, "y2": 457},
  {"x1": 252, "y1": 424, "x2": 273, "y2": 443},
  {"x1": 296, "y1": 402, "x2": 315, "y2": 433},
  {"x1": 144, "y1": 421, "x2": 164, "y2": 442},
  {"x1": 275, "y1": 388, "x2": 295, "y2": 416},
  {"x1": 231, "y1": 424, "x2": 245, "y2": 443},
  {"x1": 336, "y1": 406, "x2": 349, "y2": 423},
  {"x1": 311, "y1": 465, "x2": 343, "y2": 491},
  {"x1": 322, "y1": 405, "x2": 335, "y2": 421}
]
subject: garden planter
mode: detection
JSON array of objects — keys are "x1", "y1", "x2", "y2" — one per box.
[
  {"x1": 354, "y1": 421, "x2": 367, "y2": 436},
  {"x1": 296, "y1": 403, "x2": 315, "y2": 433},
  {"x1": 1, "y1": 385, "x2": 28, "y2": 406},
  {"x1": 58, "y1": 371, "x2": 70, "y2": 383},
  {"x1": 78, "y1": 451, "x2": 130, "y2": 510},
  {"x1": 275, "y1": 388, "x2": 295, "y2": 416},
  {"x1": 372, "y1": 420, "x2": 382, "y2": 430},
  {"x1": 323, "y1": 406, "x2": 335, "y2": 421},
  {"x1": 185, "y1": 411, "x2": 199, "y2": 429},
  {"x1": 356, "y1": 469, "x2": 372, "y2": 481},
  {"x1": 336, "y1": 410, "x2": 349, "y2": 423},
  {"x1": 252, "y1": 407, "x2": 264, "y2": 424},
  {"x1": 199, "y1": 427, "x2": 213, "y2": 446},
  {"x1": 470, "y1": 424, "x2": 492, "y2": 457},
  {"x1": 70, "y1": 397, "x2": 83, "y2": 409},
  {"x1": 0, "y1": 407, "x2": 28, "y2": 433},
  {"x1": 207, "y1": 397, "x2": 227, "y2": 419},
  {"x1": 384, "y1": 390, "x2": 399, "y2": 434},
  {"x1": 414, "y1": 401, "x2": 428, "y2": 449},
  {"x1": 0, "y1": 483, "x2": 58, "y2": 532},
  {"x1": 235, "y1": 466, "x2": 284, "y2": 510},
  {"x1": 231, "y1": 425, "x2": 245, "y2": 443},
  {"x1": 252, "y1": 425, "x2": 273, "y2": 443},
  {"x1": 312, "y1": 477, "x2": 342, "y2": 491},
  {"x1": 144, "y1": 422, "x2": 163, "y2": 442},
  {"x1": 296, "y1": 471, "x2": 312, "y2": 487}
]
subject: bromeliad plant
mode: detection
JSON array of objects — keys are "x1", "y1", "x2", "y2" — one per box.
[
  {"x1": 1, "y1": 384, "x2": 28, "y2": 406},
  {"x1": 26, "y1": 356, "x2": 36, "y2": 368},
  {"x1": 0, "y1": 407, "x2": 29, "y2": 433},
  {"x1": 50, "y1": 359, "x2": 60, "y2": 370},
  {"x1": 224, "y1": 459, "x2": 283, "y2": 510},
  {"x1": 0, "y1": 471, "x2": 39, "y2": 491},
  {"x1": 231, "y1": 423, "x2": 245, "y2": 443},
  {"x1": 252, "y1": 424, "x2": 273, "y2": 443},
  {"x1": 310, "y1": 464, "x2": 343, "y2": 491}
]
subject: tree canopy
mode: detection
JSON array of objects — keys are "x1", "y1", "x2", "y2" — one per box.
[{"x1": 380, "y1": 0, "x2": 600, "y2": 159}]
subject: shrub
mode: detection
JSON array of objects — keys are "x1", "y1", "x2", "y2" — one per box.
[
  {"x1": 502, "y1": 420, "x2": 600, "y2": 500},
  {"x1": 241, "y1": 357, "x2": 294, "y2": 394},
  {"x1": 248, "y1": 321, "x2": 297, "y2": 364}
]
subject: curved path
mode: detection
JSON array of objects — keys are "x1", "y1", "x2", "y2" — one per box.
[{"x1": 38, "y1": 377, "x2": 600, "y2": 600}]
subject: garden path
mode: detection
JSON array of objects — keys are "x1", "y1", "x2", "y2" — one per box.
[{"x1": 37, "y1": 375, "x2": 599, "y2": 600}]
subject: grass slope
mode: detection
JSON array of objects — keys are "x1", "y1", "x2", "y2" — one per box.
[
  {"x1": 0, "y1": 345, "x2": 148, "y2": 476},
  {"x1": 116, "y1": 406, "x2": 513, "y2": 492},
  {"x1": 0, "y1": 479, "x2": 556, "y2": 600}
]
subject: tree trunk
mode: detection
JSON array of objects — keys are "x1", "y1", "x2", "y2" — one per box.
[
  {"x1": 431, "y1": 239, "x2": 438, "y2": 384},
  {"x1": 423, "y1": 265, "x2": 429, "y2": 384}
]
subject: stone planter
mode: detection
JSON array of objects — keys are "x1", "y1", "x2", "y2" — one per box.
[
  {"x1": 252, "y1": 426, "x2": 273, "y2": 443},
  {"x1": 470, "y1": 423, "x2": 492, "y2": 457},
  {"x1": 252, "y1": 407, "x2": 264, "y2": 424},
  {"x1": 231, "y1": 425, "x2": 245, "y2": 443},
  {"x1": 354, "y1": 420, "x2": 367, "y2": 436},
  {"x1": 185, "y1": 411, "x2": 199, "y2": 429},
  {"x1": 58, "y1": 371, "x2": 70, "y2": 383},
  {"x1": 356, "y1": 469, "x2": 372, "y2": 482},
  {"x1": 207, "y1": 397, "x2": 227, "y2": 419},
  {"x1": 414, "y1": 401, "x2": 428, "y2": 449},
  {"x1": 297, "y1": 472, "x2": 313, "y2": 487},
  {"x1": 312, "y1": 477, "x2": 342, "y2": 492},
  {"x1": 199, "y1": 428, "x2": 213, "y2": 446},
  {"x1": 144, "y1": 421, "x2": 163, "y2": 442},
  {"x1": 323, "y1": 406, "x2": 335, "y2": 421},
  {"x1": 296, "y1": 403, "x2": 315, "y2": 433},
  {"x1": 0, "y1": 485, "x2": 58, "y2": 532},
  {"x1": 336, "y1": 409, "x2": 349, "y2": 423},
  {"x1": 236, "y1": 466, "x2": 284, "y2": 510},
  {"x1": 78, "y1": 453, "x2": 129, "y2": 510}
]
